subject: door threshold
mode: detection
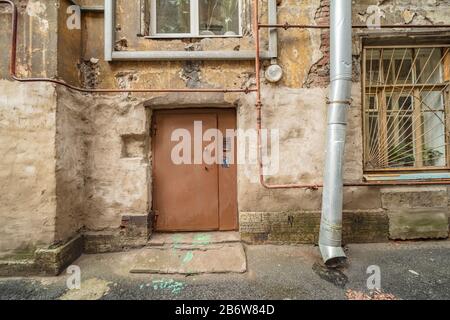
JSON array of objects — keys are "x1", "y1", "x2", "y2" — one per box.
[{"x1": 147, "y1": 231, "x2": 241, "y2": 247}]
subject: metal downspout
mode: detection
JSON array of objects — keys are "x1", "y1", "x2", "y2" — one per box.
[{"x1": 319, "y1": 0, "x2": 352, "y2": 267}]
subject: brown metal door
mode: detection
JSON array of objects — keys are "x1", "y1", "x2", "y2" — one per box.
[{"x1": 152, "y1": 109, "x2": 237, "y2": 232}]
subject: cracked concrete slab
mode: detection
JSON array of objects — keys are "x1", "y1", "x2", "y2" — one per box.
[{"x1": 130, "y1": 243, "x2": 247, "y2": 275}]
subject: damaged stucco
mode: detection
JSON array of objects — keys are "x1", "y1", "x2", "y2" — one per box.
[
  {"x1": 0, "y1": 0, "x2": 449, "y2": 257},
  {"x1": 0, "y1": 81, "x2": 57, "y2": 255}
]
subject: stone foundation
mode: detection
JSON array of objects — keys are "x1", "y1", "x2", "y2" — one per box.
[
  {"x1": 240, "y1": 211, "x2": 389, "y2": 245},
  {"x1": 0, "y1": 212, "x2": 152, "y2": 276},
  {"x1": 388, "y1": 209, "x2": 449, "y2": 241},
  {"x1": 382, "y1": 187, "x2": 450, "y2": 240},
  {"x1": 84, "y1": 213, "x2": 153, "y2": 254},
  {"x1": 240, "y1": 187, "x2": 450, "y2": 245},
  {"x1": 35, "y1": 236, "x2": 84, "y2": 276},
  {"x1": 0, "y1": 235, "x2": 83, "y2": 277}
]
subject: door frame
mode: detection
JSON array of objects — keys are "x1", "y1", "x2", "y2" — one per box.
[{"x1": 150, "y1": 107, "x2": 239, "y2": 232}]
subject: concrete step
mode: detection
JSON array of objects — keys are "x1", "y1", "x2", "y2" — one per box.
[
  {"x1": 131, "y1": 242, "x2": 247, "y2": 275},
  {"x1": 146, "y1": 231, "x2": 241, "y2": 248}
]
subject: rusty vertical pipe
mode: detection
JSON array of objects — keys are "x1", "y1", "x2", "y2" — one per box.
[
  {"x1": 254, "y1": 0, "x2": 262, "y2": 106},
  {"x1": 254, "y1": 0, "x2": 267, "y2": 189},
  {"x1": 254, "y1": 0, "x2": 264, "y2": 184},
  {"x1": 8, "y1": 0, "x2": 17, "y2": 76}
]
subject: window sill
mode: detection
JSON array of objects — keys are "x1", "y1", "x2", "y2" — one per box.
[
  {"x1": 144, "y1": 35, "x2": 244, "y2": 40},
  {"x1": 364, "y1": 172, "x2": 450, "y2": 182}
]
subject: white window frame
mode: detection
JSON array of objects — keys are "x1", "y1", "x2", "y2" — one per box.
[{"x1": 149, "y1": 0, "x2": 243, "y2": 38}]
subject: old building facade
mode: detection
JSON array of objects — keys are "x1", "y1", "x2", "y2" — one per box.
[{"x1": 0, "y1": 0, "x2": 449, "y2": 275}]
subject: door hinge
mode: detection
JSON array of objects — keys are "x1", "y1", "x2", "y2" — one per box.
[{"x1": 152, "y1": 210, "x2": 159, "y2": 227}]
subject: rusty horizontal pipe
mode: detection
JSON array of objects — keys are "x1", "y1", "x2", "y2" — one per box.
[
  {"x1": 252, "y1": 178, "x2": 450, "y2": 189},
  {"x1": 0, "y1": 0, "x2": 254, "y2": 94},
  {"x1": 258, "y1": 22, "x2": 450, "y2": 29},
  {"x1": 347, "y1": 180, "x2": 450, "y2": 187}
]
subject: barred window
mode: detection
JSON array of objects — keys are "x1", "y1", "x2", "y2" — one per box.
[{"x1": 363, "y1": 45, "x2": 450, "y2": 172}]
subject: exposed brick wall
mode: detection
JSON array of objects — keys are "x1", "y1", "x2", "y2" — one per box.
[
  {"x1": 304, "y1": 0, "x2": 331, "y2": 88},
  {"x1": 84, "y1": 213, "x2": 153, "y2": 254},
  {"x1": 240, "y1": 187, "x2": 450, "y2": 245},
  {"x1": 240, "y1": 210, "x2": 389, "y2": 245}
]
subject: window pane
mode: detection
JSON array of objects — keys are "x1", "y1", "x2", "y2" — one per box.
[
  {"x1": 380, "y1": 49, "x2": 414, "y2": 85},
  {"x1": 415, "y1": 48, "x2": 443, "y2": 84},
  {"x1": 398, "y1": 95, "x2": 413, "y2": 111},
  {"x1": 367, "y1": 95, "x2": 377, "y2": 110},
  {"x1": 156, "y1": 0, "x2": 191, "y2": 34},
  {"x1": 421, "y1": 91, "x2": 445, "y2": 111},
  {"x1": 387, "y1": 95, "x2": 415, "y2": 167},
  {"x1": 421, "y1": 91, "x2": 446, "y2": 167},
  {"x1": 383, "y1": 49, "x2": 396, "y2": 84},
  {"x1": 423, "y1": 111, "x2": 446, "y2": 167},
  {"x1": 365, "y1": 94, "x2": 381, "y2": 169},
  {"x1": 386, "y1": 117, "x2": 415, "y2": 168},
  {"x1": 367, "y1": 112, "x2": 379, "y2": 166},
  {"x1": 365, "y1": 49, "x2": 381, "y2": 85},
  {"x1": 394, "y1": 49, "x2": 413, "y2": 85},
  {"x1": 199, "y1": 0, "x2": 240, "y2": 36}
]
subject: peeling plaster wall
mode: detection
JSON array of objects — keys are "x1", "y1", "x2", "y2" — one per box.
[
  {"x1": 78, "y1": 0, "x2": 272, "y2": 90},
  {"x1": 74, "y1": 0, "x2": 450, "y2": 91},
  {"x1": 82, "y1": 95, "x2": 151, "y2": 232},
  {"x1": 55, "y1": 86, "x2": 87, "y2": 243},
  {"x1": 0, "y1": 0, "x2": 82, "y2": 254},
  {"x1": 0, "y1": 0, "x2": 60, "y2": 255},
  {"x1": 237, "y1": 83, "x2": 379, "y2": 213},
  {"x1": 0, "y1": 1, "x2": 450, "y2": 255},
  {"x1": 0, "y1": 81, "x2": 57, "y2": 255},
  {"x1": 58, "y1": 0, "x2": 82, "y2": 85},
  {"x1": 74, "y1": 0, "x2": 450, "y2": 242},
  {"x1": 354, "y1": 0, "x2": 450, "y2": 26},
  {"x1": 0, "y1": 0, "x2": 59, "y2": 78}
]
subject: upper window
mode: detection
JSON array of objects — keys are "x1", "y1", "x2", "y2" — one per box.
[
  {"x1": 150, "y1": 0, "x2": 242, "y2": 38},
  {"x1": 363, "y1": 45, "x2": 450, "y2": 172}
]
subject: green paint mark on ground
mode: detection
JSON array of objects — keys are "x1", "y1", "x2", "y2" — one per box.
[
  {"x1": 172, "y1": 234, "x2": 184, "y2": 249},
  {"x1": 182, "y1": 251, "x2": 194, "y2": 264},
  {"x1": 194, "y1": 233, "x2": 211, "y2": 245},
  {"x1": 152, "y1": 279, "x2": 185, "y2": 295}
]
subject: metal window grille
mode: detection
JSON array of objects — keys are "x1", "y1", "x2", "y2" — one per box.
[{"x1": 363, "y1": 45, "x2": 450, "y2": 172}]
